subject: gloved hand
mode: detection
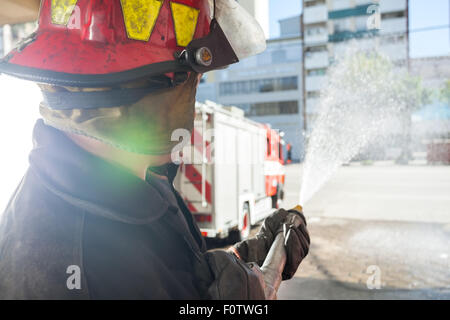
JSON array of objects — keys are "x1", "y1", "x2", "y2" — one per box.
[{"x1": 231, "y1": 207, "x2": 310, "y2": 280}]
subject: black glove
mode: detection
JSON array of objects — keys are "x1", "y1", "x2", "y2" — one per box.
[
  {"x1": 281, "y1": 209, "x2": 310, "y2": 279},
  {"x1": 232, "y1": 207, "x2": 310, "y2": 280}
]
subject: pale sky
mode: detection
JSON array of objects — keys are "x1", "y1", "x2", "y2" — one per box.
[{"x1": 269, "y1": 0, "x2": 450, "y2": 58}]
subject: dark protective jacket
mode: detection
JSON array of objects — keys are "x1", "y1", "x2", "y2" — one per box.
[{"x1": 0, "y1": 120, "x2": 265, "y2": 300}]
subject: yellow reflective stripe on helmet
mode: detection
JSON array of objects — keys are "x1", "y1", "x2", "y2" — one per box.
[
  {"x1": 170, "y1": 2, "x2": 199, "y2": 47},
  {"x1": 51, "y1": 0, "x2": 78, "y2": 25},
  {"x1": 120, "y1": 0, "x2": 163, "y2": 42}
]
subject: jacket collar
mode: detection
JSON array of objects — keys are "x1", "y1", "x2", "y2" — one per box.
[{"x1": 29, "y1": 120, "x2": 173, "y2": 225}]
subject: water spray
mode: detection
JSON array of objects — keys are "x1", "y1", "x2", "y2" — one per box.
[
  {"x1": 257, "y1": 44, "x2": 412, "y2": 300},
  {"x1": 299, "y1": 44, "x2": 407, "y2": 206}
]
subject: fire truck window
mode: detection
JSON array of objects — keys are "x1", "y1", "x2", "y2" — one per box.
[{"x1": 267, "y1": 138, "x2": 271, "y2": 156}]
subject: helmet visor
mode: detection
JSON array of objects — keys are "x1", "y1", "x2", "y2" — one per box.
[{"x1": 210, "y1": 0, "x2": 267, "y2": 60}]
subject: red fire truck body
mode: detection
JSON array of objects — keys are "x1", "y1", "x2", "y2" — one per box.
[
  {"x1": 264, "y1": 125, "x2": 286, "y2": 209},
  {"x1": 174, "y1": 101, "x2": 285, "y2": 240}
]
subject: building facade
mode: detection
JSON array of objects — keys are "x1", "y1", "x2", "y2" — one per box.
[
  {"x1": 197, "y1": 35, "x2": 305, "y2": 161},
  {"x1": 197, "y1": 1, "x2": 305, "y2": 161},
  {"x1": 302, "y1": 0, "x2": 408, "y2": 130},
  {"x1": 279, "y1": 15, "x2": 302, "y2": 38}
]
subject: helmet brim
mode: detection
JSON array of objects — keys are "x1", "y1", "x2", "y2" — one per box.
[{"x1": 0, "y1": 30, "x2": 190, "y2": 87}]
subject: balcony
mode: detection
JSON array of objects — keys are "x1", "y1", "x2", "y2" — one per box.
[
  {"x1": 306, "y1": 75, "x2": 327, "y2": 92},
  {"x1": 380, "y1": 0, "x2": 406, "y2": 13},
  {"x1": 380, "y1": 17, "x2": 407, "y2": 35},
  {"x1": 304, "y1": 30, "x2": 328, "y2": 45},
  {"x1": 329, "y1": 29, "x2": 379, "y2": 43},
  {"x1": 331, "y1": 0, "x2": 352, "y2": 11},
  {"x1": 305, "y1": 51, "x2": 329, "y2": 69},
  {"x1": 333, "y1": 37, "x2": 374, "y2": 56},
  {"x1": 328, "y1": 4, "x2": 372, "y2": 19},
  {"x1": 304, "y1": 5, "x2": 328, "y2": 24}
]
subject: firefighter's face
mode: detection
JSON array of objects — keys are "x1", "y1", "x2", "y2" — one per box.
[{"x1": 39, "y1": 73, "x2": 199, "y2": 155}]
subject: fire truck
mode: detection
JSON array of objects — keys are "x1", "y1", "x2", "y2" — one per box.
[{"x1": 174, "y1": 100, "x2": 285, "y2": 241}]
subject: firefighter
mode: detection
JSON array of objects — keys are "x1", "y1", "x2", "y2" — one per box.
[
  {"x1": 286, "y1": 143, "x2": 293, "y2": 164},
  {"x1": 0, "y1": 0, "x2": 309, "y2": 299}
]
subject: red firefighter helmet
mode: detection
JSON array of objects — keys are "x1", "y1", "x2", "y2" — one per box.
[{"x1": 0, "y1": 0, "x2": 266, "y2": 87}]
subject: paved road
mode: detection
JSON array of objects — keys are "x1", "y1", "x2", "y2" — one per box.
[
  {"x1": 283, "y1": 163, "x2": 450, "y2": 223},
  {"x1": 277, "y1": 163, "x2": 450, "y2": 299}
]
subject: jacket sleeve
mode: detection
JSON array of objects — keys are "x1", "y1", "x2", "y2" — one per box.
[{"x1": 197, "y1": 250, "x2": 266, "y2": 300}]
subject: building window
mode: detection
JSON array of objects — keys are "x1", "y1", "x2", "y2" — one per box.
[
  {"x1": 306, "y1": 45, "x2": 327, "y2": 53},
  {"x1": 272, "y1": 50, "x2": 287, "y2": 64},
  {"x1": 305, "y1": 0, "x2": 326, "y2": 7},
  {"x1": 280, "y1": 77, "x2": 298, "y2": 90},
  {"x1": 307, "y1": 91, "x2": 321, "y2": 99},
  {"x1": 279, "y1": 101, "x2": 299, "y2": 114},
  {"x1": 382, "y1": 11, "x2": 405, "y2": 19},
  {"x1": 260, "y1": 79, "x2": 275, "y2": 92},
  {"x1": 333, "y1": 18, "x2": 352, "y2": 33},
  {"x1": 307, "y1": 68, "x2": 327, "y2": 76},
  {"x1": 244, "y1": 101, "x2": 299, "y2": 116},
  {"x1": 306, "y1": 26, "x2": 327, "y2": 36},
  {"x1": 219, "y1": 77, "x2": 298, "y2": 96}
]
